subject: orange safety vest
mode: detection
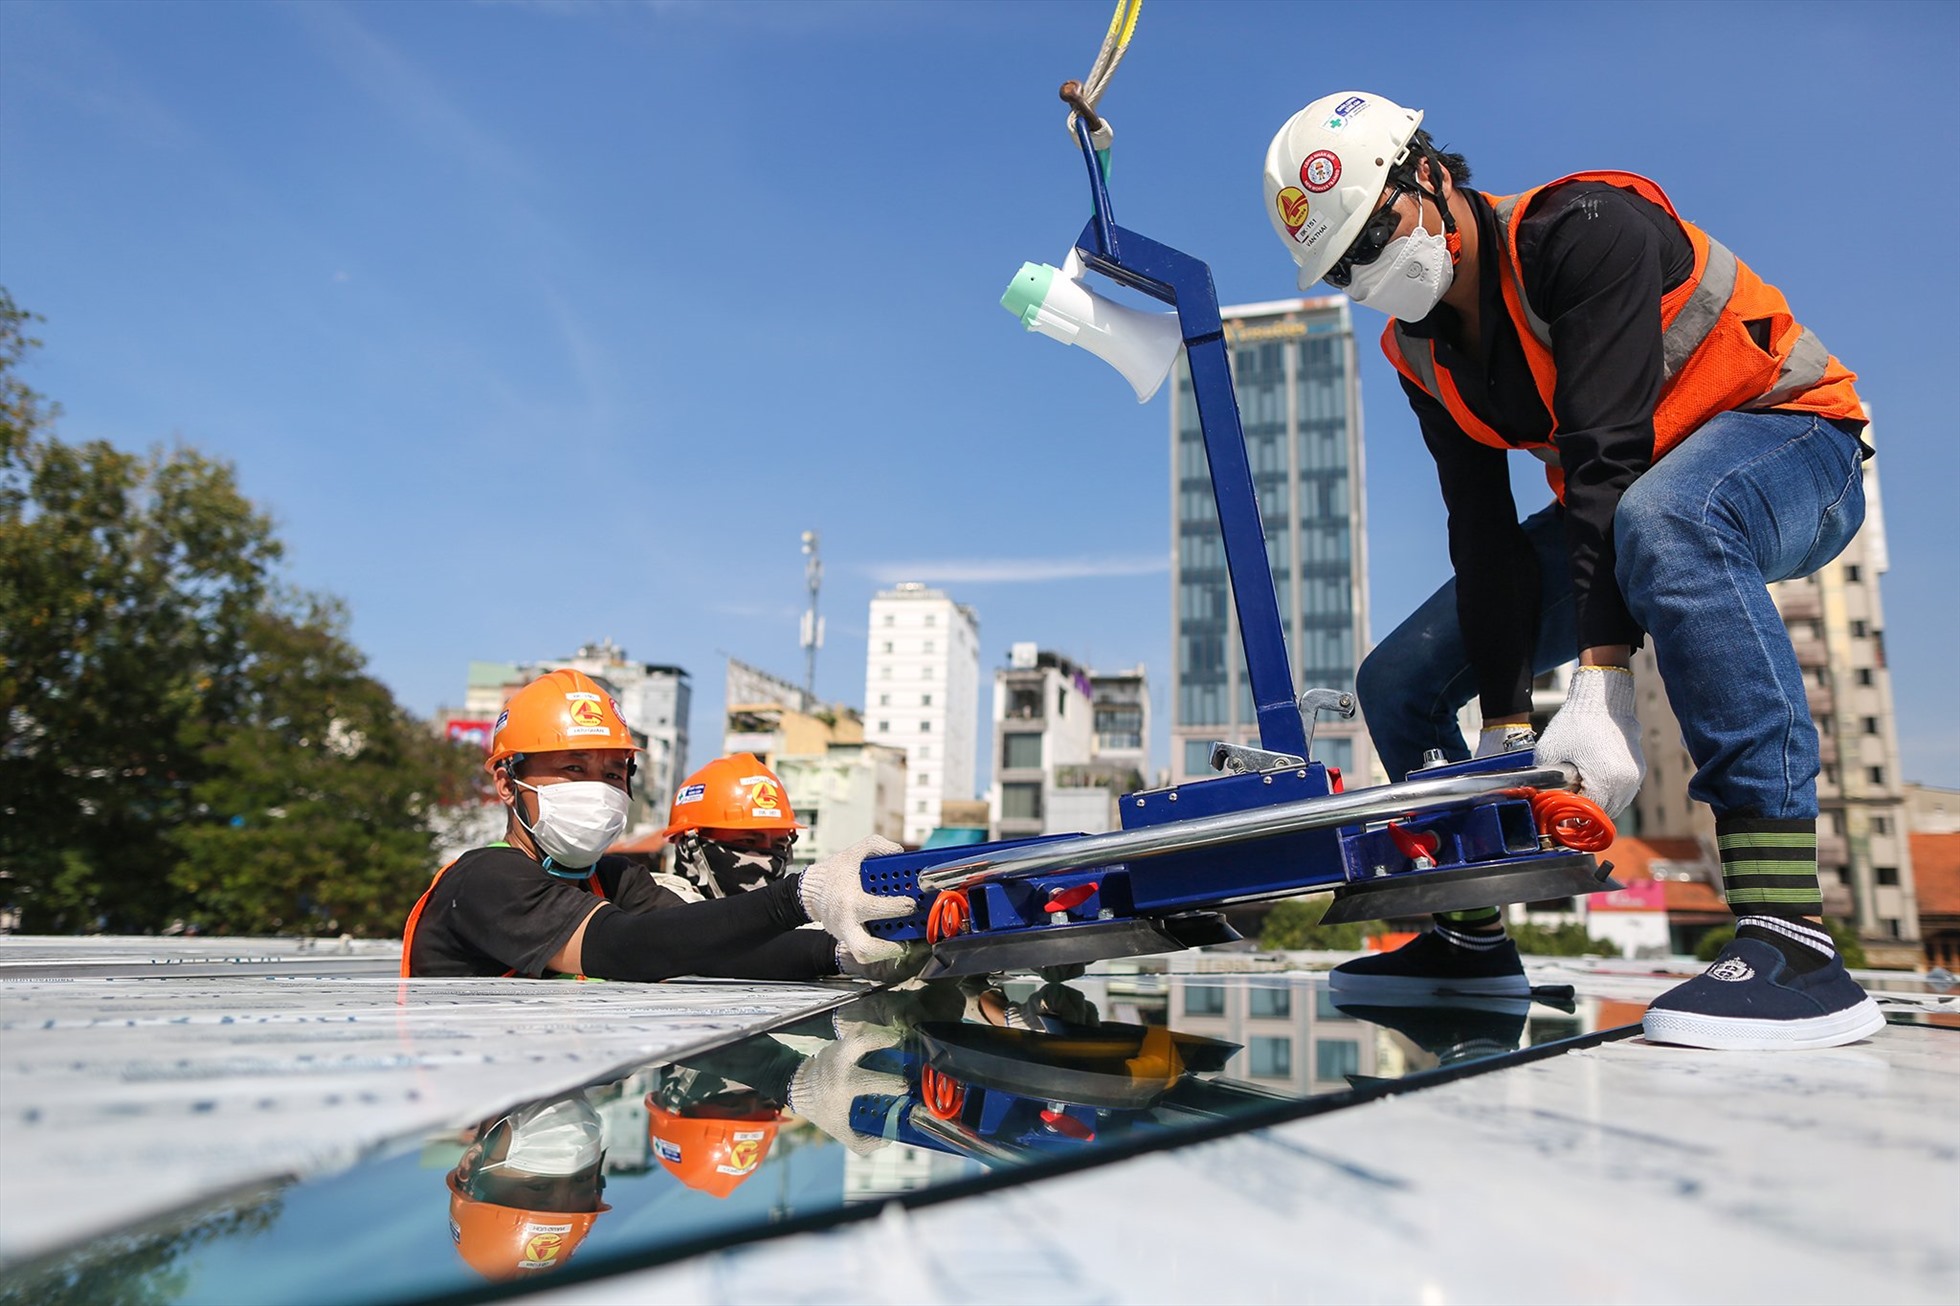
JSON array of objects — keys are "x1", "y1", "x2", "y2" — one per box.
[
  {"x1": 399, "y1": 848, "x2": 606, "y2": 979},
  {"x1": 1382, "y1": 170, "x2": 1864, "y2": 499}
]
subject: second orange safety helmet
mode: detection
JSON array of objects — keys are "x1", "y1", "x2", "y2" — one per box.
[
  {"x1": 445, "y1": 1174, "x2": 606, "y2": 1281},
  {"x1": 485, "y1": 669, "x2": 639, "y2": 775},
  {"x1": 661, "y1": 753, "x2": 800, "y2": 838},
  {"x1": 644, "y1": 1101, "x2": 781, "y2": 1200}
]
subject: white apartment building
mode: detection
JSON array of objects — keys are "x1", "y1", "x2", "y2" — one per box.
[
  {"x1": 775, "y1": 743, "x2": 909, "y2": 868},
  {"x1": 991, "y1": 646, "x2": 1146, "y2": 840},
  {"x1": 864, "y1": 583, "x2": 981, "y2": 846}
]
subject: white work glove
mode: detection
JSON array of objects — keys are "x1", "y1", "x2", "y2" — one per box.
[
  {"x1": 1473, "y1": 723, "x2": 1537, "y2": 759},
  {"x1": 798, "y1": 835, "x2": 911, "y2": 964},
  {"x1": 1532, "y1": 666, "x2": 1644, "y2": 817},
  {"x1": 785, "y1": 1016, "x2": 908, "y2": 1156},
  {"x1": 836, "y1": 940, "x2": 931, "y2": 984}
]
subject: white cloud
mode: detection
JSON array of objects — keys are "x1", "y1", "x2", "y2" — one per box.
[{"x1": 866, "y1": 554, "x2": 1169, "y2": 585}]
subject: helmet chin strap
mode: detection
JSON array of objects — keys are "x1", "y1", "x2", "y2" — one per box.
[{"x1": 1405, "y1": 147, "x2": 1463, "y2": 265}]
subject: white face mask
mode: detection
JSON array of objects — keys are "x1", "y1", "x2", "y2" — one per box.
[
  {"x1": 1347, "y1": 195, "x2": 1455, "y2": 322},
  {"x1": 495, "y1": 1097, "x2": 606, "y2": 1176},
  {"x1": 514, "y1": 779, "x2": 630, "y2": 870}
]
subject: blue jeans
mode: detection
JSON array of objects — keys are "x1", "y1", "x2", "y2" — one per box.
[{"x1": 1358, "y1": 411, "x2": 1865, "y2": 819}]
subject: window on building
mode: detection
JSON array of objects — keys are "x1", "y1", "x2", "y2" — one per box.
[
  {"x1": 920, "y1": 773, "x2": 931, "y2": 788},
  {"x1": 921, "y1": 693, "x2": 932, "y2": 707},
  {"x1": 877, "y1": 721, "x2": 890, "y2": 732},
  {"x1": 1868, "y1": 766, "x2": 1885, "y2": 785},
  {"x1": 917, "y1": 800, "x2": 928, "y2": 813},
  {"x1": 923, "y1": 640, "x2": 935, "y2": 654},
  {"x1": 1851, "y1": 620, "x2": 1868, "y2": 637},
  {"x1": 882, "y1": 641, "x2": 894, "y2": 654},
  {"x1": 1863, "y1": 717, "x2": 1880, "y2": 734},
  {"x1": 1873, "y1": 816, "x2": 1892, "y2": 836},
  {"x1": 1003, "y1": 734, "x2": 1042, "y2": 769},
  {"x1": 1056, "y1": 687, "x2": 1067, "y2": 716},
  {"x1": 881, "y1": 667, "x2": 892, "y2": 679},
  {"x1": 919, "y1": 720, "x2": 932, "y2": 733},
  {"x1": 1314, "y1": 1039, "x2": 1360, "y2": 1081},
  {"x1": 919, "y1": 745, "x2": 931, "y2": 759},
  {"x1": 1184, "y1": 739, "x2": 1216, "y2": 775},
  {"x1": 1316, "y1": 990, "x2": 1351, "y2": 1021},
  {"x1": 1857, "y1": 668, "x2": 1875, "y2": 686},
  {"x1": 1876, "y1": 865, "x2": 1900, "y2": 886},
  {"x1": 925, "y1": 613, "x2": 936, "y2": 626},
  {"x1": 1001, "y1": 782, "x2": 1042, "y2": 821},
  {"x1": 884, "y1": 614, "x2": 895, "y2": 627},
  {"x1": 1249, "y1": 1036, "x2": 1293, "y2": 1079},
  {"x1": 1248, "y1": 986, "x2": 1291, "y2": 1019},
  {"x1": 1845, "y1": 565, "x2": 1862, "y2": 582},
  {"x1": 1184, "y1": 985, "x2": 1226, "y2": 1016},
  {"x1": 878, "y1": 694, "x2": 890, "y2": 706}
]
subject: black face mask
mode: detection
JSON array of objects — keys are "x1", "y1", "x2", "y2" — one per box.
[{"x1": 673, "y1": 834, "x2": 793, "y2": 899}]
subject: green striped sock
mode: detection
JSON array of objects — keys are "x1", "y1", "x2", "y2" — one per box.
[
  {"x1": 1716, "y1": 816, "x2": 1822, "y2": 918},
  {"x1": 1436, "y1": 906, "x2": 1503, "y2": 932}
]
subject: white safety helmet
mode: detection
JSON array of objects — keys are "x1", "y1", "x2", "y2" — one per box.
[{"x1": 1263, "y1": 91, "x2": 1426, "y2": 291}]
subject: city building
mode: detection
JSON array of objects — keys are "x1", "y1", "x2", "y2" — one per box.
[
  {"x1": 717, "y1": 656, "x2": 903, "y2": 866},
  {"x1": 1167, "y1": 975, "x2": 1383, "y2": 1091},
  {"x1": 1168, "y1": 297, "x2": 1372, "y2": 786},
  {"x1": 864, "y1": 584, "x2": 981, "y2": 846},
  {"x1": 1090, "y1": 665, "x2": 1151, "y2": 784},
  {"x1": 1905, "y1": 783, "x2": 1960, "y2": 836},
  {"x1": 991, "y1": 646, "x2": 1150, "y2": 840}
]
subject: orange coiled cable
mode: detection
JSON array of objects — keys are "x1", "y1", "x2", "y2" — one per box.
[
  {"x1": 1528, "y1": 789, "x2": 1616, "y2": 852},
  {"x1": 926, "y1": 889, "x2": 971, "y2": 943},
  {"x1": 921, "y1": 1065, "x2": 966, "y2": 1120}
]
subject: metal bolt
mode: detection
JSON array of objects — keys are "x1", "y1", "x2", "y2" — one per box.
[
  {"x1": 1136, "y1": 798, "x2": 1146, "y2": 808},
  {"x1": 1421, "y1": 748, "x2": 1446, "y2": 768},
  {"x1": 1263, "y1": 775, "x2": 1272, "y2": 784},
  {"x1": 1168, "y1": 792, "x2": 1177, "y2": 802},
  {"x1": 1372, "y1": 864, "x2": 1389, "y2": 878},
  {"x1": 1098, "y1": 908, "x2": 1115, "y2": 920},
  {"x1": 1297, "y1": 769, "x2": 1307, "y2": 778}
]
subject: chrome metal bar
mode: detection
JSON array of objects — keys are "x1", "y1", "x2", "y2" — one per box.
[{"x1": 917, "y1": 766, "x2": 1575, "y2": 893}]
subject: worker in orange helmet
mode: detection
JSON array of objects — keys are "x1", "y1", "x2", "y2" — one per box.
[
  {"x1": 402, "y1": 669, "x2": 909, "y2": 980},
  {"x1": 446, "y1": 1093, "x2": 610, "y2": 1282},
  {"x1": 658, "y1": 753, "x2": 804, "y2": 902}
]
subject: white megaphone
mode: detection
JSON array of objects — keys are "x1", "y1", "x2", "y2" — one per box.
[{"x1": 1001, "y1": 249, "x2": 1183, "y2": 403}]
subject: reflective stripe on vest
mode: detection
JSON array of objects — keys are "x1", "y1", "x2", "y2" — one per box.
[{"x1": 1386, "y1": 169, "x2": 1862, "y2": 497}]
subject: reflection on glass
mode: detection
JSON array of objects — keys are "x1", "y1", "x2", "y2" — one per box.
[{"x1": 0, "y1": 976, "x2": 1644, "y2": 1306}]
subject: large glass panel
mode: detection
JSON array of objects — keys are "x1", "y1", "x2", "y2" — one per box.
[{"x1": 1, "y1": 977, "x2": 1653, "y2": 1305}]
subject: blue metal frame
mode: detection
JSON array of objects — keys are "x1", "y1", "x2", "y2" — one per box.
[{"x1": 1068, "y1": 119, "x2": 1306, "y2": 758}]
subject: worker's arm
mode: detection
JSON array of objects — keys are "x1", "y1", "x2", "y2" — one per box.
[
  {"x1": 1407, "y1": 375, "x2": 1541, "y2": 719},
  {"x1": 1520, "y1": 182, "x2": 1689, "y2": 664},
  {"x1": 558, "y1": 877, "x2": 814, "y2": 981}
]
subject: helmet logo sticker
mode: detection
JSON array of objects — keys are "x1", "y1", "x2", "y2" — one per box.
[
  {"x1": 518, "y1": 1226, "x2": 570, "y2": 1269},
  {"x1": 1275, "y1": 186, "x2": 1310, "y2": 234},
  {"x1": 1301, "y1": 150, "x2": 1341, "y2": 194},
  {"x1": 723, "y1": 1134, "x2": 765, "y2": 1173},
  {"x1": 567, "y1": 699, "x2": 611, "y2": 736},
  {"x1": 743, "y1": 777, "x2": 783, "y2": 817},
  {"x1": 675, "y1": 783, "x2": 706, "y2": 806},
  {"x1": 654, "y1": 1138, "x2": 683, "y2": 1162}
]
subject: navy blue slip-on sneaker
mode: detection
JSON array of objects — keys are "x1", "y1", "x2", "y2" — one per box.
[
  {"x1": 1642, "y1": 937, "x2": 1884, "y2": 1051},
  {"x1": 1326, "y1": 928, "x2": 1529, "y2": 999}
]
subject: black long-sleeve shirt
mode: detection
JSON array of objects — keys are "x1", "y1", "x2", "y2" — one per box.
[
  {"x1": 406, "y1": 847, "x2": 835, "y2": 981},
  {"x1": 1397, "y1": 182, "x2": 1694, "y2": 717}
]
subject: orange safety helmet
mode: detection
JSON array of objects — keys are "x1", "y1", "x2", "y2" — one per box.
[
  {"x1": 445, "y1": 1174, "x2": 606, "y2": 1281},
  {"x1": 661, "y1": 753, "x2": 800, "y2": 838},
  {"x1": 485, "y1": 669, "x2": 639, "y2": 775},
  {"x1": 644, "y1": 1101, "x2": 781, "y2": 1200}
]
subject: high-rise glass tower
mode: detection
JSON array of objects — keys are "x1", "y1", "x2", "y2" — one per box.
[{"x1": 1168, "y1": 296, "x2": 1372, "y2": 784}]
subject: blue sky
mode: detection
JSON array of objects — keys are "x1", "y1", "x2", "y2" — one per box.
[{"x1": 4, "y1": 0, "x2": 1956, "y2": 789}]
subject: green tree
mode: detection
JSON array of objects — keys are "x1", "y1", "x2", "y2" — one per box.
[
  {"x1": 1508, "y1": 920, "x2": 1622, "y2": 958},
  {"x1": 1259, "y1": 894, "x2": 1367, "y2": 951},
  {"x1": 1, "y1": 288, "x2": 473, "y2": 934}
]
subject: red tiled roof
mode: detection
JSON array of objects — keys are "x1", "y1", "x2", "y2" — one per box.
[
  {"x1": 1599, "y1": 835, "x2": 1728, "y2": 917},
  {"x1": 1910, "y1": 833, "x2": 1960, "y2": 917}
]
